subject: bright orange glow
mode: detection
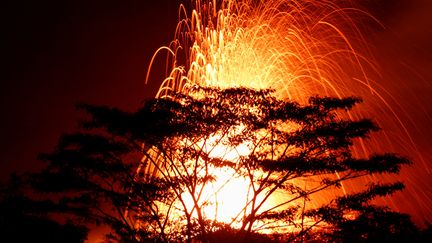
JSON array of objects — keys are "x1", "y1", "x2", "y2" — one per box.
[
  {"x1": 179, "y1": 128, "x2": 261, "y2": 225},
  {"x1": 148, "y1": 0, "x2": 381, "y2": 103},
  {"x1": 143, "y1": 0, "x2": 431, "y2": 230},
  {"x1": 181, "y1": 166, "x2": 254, "y2": 224}
]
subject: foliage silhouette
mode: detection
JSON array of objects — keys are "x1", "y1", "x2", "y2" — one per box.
[{"x1": 20, "y1": 86, "x2": 427, "y2": 242}]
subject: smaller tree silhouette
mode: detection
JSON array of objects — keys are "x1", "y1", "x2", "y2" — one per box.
[
  {"x1": 31, "y1": 132, "x2": 172, "y2": 242},
  {"x1": 30, "y1": 86, "x2": 416, "y2": 242}
]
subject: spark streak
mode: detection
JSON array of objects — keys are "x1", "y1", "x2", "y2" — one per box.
[{"x1": 144, "y1": 0, "x2": 431, "y2": 228}]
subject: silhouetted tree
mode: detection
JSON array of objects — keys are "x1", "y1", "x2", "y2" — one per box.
[
  {"x1": 31, "y1": 133, "x2": 173, "y2": 242},
  {"x1": 26, "y1": 86, "x2": 422, "y2": 242}
]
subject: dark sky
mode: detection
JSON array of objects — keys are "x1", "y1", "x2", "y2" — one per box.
[
  {"x1": 2, "y1": 0, "x2": 183, "y2": 177},
  {"x1": 1, "y1": 0, "x2": 432, "y2": 225}
]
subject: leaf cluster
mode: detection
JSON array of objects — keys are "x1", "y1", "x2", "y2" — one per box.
[{"x1": 6, "y1": 86, "x2": 419, "y2": 242}]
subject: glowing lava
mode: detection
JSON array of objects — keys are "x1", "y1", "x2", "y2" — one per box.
[
  {"x1": 148, "y1": 0, "x2": 379, "y2": 103},
  {"x1": 143, "y1": 0, "x2": 430, "y2": 228}
]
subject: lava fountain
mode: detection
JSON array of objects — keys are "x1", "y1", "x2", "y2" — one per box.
[{"x1": 143, "y1": 0, "x2": 431, "y2": 229}]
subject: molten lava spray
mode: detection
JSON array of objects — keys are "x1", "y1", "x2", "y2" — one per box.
[{"x1": 145, "y1": 0, "x2": 432, "y2": 227}]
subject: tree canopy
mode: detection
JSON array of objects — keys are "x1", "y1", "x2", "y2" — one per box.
[{"x1": 5, "y1": 86, "x2": 428, "y2": 242}]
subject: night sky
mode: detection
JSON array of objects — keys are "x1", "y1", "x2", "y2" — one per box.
[
  {"x1": 2, "y1": 0, "x2": 432, "y2": 225},
  {"x1": 2, "y1": 0, "x2": 183, "y2": 178}
]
